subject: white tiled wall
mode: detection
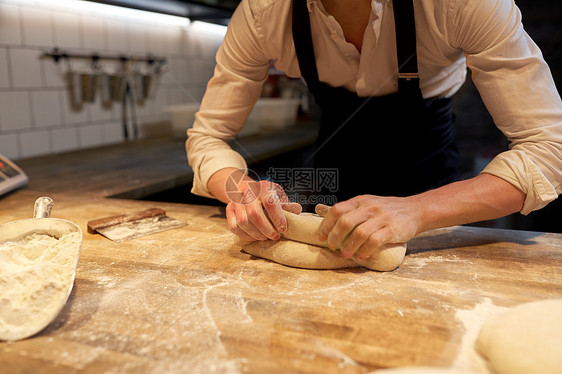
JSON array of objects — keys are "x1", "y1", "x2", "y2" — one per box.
[{"x1": 0, "y1": 0, "x2": 224, "y2": 160}]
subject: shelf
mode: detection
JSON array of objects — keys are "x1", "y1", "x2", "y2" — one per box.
[{"x1": 90, "y1": 0, "x2": 240, "y2": 25}]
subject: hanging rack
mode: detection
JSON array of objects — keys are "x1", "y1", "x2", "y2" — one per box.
[
  {"x1": 41, "y1": 47, "x2": 166, "y2": 66},
  {"x1": 42, "y1": 48, "x2": 167, "y2": 141}
]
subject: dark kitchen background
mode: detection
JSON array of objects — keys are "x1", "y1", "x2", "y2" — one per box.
[{"x1": 0, "y1": 0, "x2": 560, "y2": 232}]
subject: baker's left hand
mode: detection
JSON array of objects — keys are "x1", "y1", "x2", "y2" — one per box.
[{"x1": 317, "y1": 195, "x2": 421, "y2": 260}]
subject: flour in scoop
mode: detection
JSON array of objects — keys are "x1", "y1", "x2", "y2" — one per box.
[{"x1": 0, "y1": 231, "x2": 81, "y2": 341}]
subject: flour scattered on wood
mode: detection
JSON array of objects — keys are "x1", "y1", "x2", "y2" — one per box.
[
  {"x1": 451, "y1": 298, "x2": 508, "y2": 373},
  {"x1": 404, "y1": 255, "x2": 473, "y2": 270},
  {"x1": 0, "y1": 232, "x2": 81, "y2": 341}
]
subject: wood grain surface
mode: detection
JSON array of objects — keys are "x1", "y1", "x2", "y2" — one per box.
[
  {"x1": 1, "y1": 191, "x2": 561, "y2": 374},
  {"x1": 1, "y1": 134, "x2": 561, "y2": 374}
]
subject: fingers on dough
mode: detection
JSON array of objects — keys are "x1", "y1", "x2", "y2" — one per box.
[{"x1": 242, "y1": 211, "x2": 407, "y2": 271}]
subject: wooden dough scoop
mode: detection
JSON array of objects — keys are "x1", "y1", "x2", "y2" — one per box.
[{"x1": 0, "y1": 197, "x2": 82, "y2": 341}]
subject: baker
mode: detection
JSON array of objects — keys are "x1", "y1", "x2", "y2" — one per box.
[{"x1": 186, "y1": 0, "x2": 562, "y2": 260}]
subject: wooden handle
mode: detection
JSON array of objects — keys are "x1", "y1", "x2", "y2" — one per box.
[{"x1": 87, "y1": 208, "x2": 166, "y2": 234}]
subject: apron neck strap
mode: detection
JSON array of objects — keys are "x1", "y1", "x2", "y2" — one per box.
[
  {"x1": 292, "y1": 0, "x2": 321, "y2": 92},
  {"x1": 393, "y1": 0, "x2": 419, "y2": 78}
]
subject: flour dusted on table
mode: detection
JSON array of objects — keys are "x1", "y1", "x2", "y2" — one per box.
[{"x1": 0, "y1": 231, "x2": 81, "y2": 341}]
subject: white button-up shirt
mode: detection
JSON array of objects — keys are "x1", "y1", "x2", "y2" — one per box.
[{"x1": 186, "y1": 0, "x2": 562, "y2": 214}]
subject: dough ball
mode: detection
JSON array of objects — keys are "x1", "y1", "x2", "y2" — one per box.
[{"x1": 475, "y1": 299, "x2": 562, "y2": 374}]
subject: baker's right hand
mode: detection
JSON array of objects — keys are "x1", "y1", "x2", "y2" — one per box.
[{"x1": 225, "y1": 180, "x2": 302, "y2": 242}]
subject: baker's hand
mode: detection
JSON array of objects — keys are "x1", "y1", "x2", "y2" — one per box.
[
  {"x1": 317, "y1": 195, "x2": 421, "y2": 259},
  {"x1": 226, "y1": 180, "x2": 302, "y2": 242}
]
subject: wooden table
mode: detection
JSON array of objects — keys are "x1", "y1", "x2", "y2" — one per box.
[{"x1": 1, "y1": 133, "x2": 561, "y2": 374}]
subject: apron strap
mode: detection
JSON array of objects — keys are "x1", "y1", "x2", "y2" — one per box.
[
  {"x1": 292, "y1": 0, "x2": 321, "y2": 93},
  {"x1": 392, "y1": 0, "x2": 421, "y2": 96},
  {"x1": 393, "y1": 0, "x2": 418, "y2": 77}
]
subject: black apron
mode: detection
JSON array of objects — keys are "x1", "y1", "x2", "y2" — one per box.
[{"x1": 291, "y1": 0, "x2": 460, "y2": 201}]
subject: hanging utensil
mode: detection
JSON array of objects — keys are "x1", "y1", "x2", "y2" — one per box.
[
  {"x1": 64, "y1": 56, "x2": 83, "y2": 111},
  {"x1": 130, "y1": 61, "x2": 146, "y2": 106},
  {"x1": 111, "y1": 74, "x2": 128, "y2": 102},
  {"x1": 99, "y1": 72, "x2": 113, "y2": 109},
  {"x1": 81, "y1": 73, "x2": 97, "y2": 103},
  {"x1": 124, "y1": 81, "x2": 139, "y2": 140},
  {"x1": 144, "y1": 61, "x2": 164, "y2": 100},
  {"x1": 111, "y1": 58, "x2": 132, "y2": 103},
  {"x1": 82, "y1": 55, "x2": 101, "y2": 103},
  {"x1": 133, "y1": 72, "x2": 146, "y2": 106}
]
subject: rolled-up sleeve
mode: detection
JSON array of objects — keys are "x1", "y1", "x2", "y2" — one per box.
[
  {"x1": 449, "y1": 0, "x2": 562, "y2": 214},
  {"x1": 185, "y1": 0, "x2": 270, "y2": 198}
]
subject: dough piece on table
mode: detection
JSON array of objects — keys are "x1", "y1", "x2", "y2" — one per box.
[
  {"x1": 243, "y1": 211, "x2": 407, "y2": 271},
  {"x1": 475, "y1": 299, "x2": 562, "y2": 374},
  {"x1": 242, "y1": 239, "x2": 359, "y2": 270}
]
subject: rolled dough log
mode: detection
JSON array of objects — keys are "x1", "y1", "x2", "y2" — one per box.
[
  {"x1": 475, "y1": 299, "x2": 562, "y2": 374},
  {"x1": 242, "y1": 211, "x2": 407, "y2": 271},
  {"x1": 242, "y1": 238, "x2": 359, "y2": 270}
]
